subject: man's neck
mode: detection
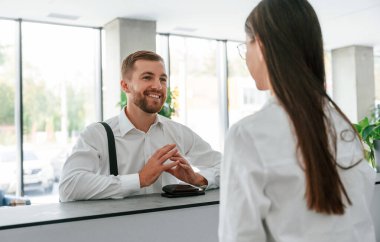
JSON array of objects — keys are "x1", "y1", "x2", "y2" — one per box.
[{"x1": 124, "y1": 105, "x2": 157, "y2": 133}]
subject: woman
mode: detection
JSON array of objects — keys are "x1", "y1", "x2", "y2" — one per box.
[{"x1": 219, "y1": 0, "x2": 376, "y2": 241}]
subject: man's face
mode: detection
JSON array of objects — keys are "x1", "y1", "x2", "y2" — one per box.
[{"x1": 123, "y1": 60, "x2": 167, "y2": 114}]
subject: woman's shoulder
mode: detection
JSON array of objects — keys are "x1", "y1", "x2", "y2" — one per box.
[{"x1": 230, "y1": 98, "x2": 288, "y2": 135}]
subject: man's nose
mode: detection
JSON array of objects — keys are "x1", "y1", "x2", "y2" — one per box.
[{"x1": 152, "y1": 78, "x2": 162, "y2": 90}]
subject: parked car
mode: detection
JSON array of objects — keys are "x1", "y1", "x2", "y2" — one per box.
[
  {"x1": 0, "y1": 150, "x2": 55, "y2": 194},
  {"x1": 50, "y1": 147, "x2": 71, "y2": 182}
]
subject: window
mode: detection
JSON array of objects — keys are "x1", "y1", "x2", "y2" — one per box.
[
  {"x1": 324, "y1": 51, "x2": 333, "y2": 97},
  {"x1": 375, "y1": 51, "x2": 380, "y2": 103},
  {"x1": 169, "y1": 36, "x2": 223, "y2": 151},
  {"x1": 156, "y1": 34, "x2": 170, "y2": 74},
  {"x1": 0, "y1": 20, "x2": 17, "y2": 195},
  {"x1": 374, "y1": 51, "x2": 380, "y2": 121},
  {"x1": 21, "y1": 22, "x2": 99, "y2": 204},
  {"x1": 227, "y1": 41, "x2": 269, "y2": 126},
  {"x1": 243, "y1": 88, "x2": 257, "y2": 105}
]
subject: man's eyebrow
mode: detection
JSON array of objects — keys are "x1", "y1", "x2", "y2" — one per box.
[
  {"x1": 140, "y1": 71, "x2": 154, "y2": 76},
  {"x1": 139, "y1": 72, "x2": 167, "y2": 79},
  {"x1": 140, "y1": 72, "x2": 167, "y2": 77}
]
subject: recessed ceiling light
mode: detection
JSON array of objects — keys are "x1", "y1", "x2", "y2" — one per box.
[
  {"x1": 173, "y1": 27, "x2": 197, "y2": 32},
  {"x1": 47, "y1": 13, "x2": 80, "y2": 21}
]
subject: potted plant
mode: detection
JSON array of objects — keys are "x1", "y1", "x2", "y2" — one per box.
[
  {"x1": 354, "y1": 116, "x2": 380, "y2": 170},
  {"x1": 157, "y1": 88, "x2": 176, "y2": 118}
]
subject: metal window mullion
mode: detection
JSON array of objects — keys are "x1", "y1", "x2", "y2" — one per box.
[
  {"x1": 15, "y1": 19, "x2": 24, "y2": 196},
  {"x1": 166, "y1": 34, "x2": 171, "y2": 87},
  {"x1": 96, "y1": 28, "x2": 103, "y2": 121},
  {"x1": 217, "y1": 40, "x2": 229, "y2": 150}
]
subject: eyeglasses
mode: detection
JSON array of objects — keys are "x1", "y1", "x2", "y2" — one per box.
[{"x1": 237, "y1": 43, "x2": 247, "y2": 60}]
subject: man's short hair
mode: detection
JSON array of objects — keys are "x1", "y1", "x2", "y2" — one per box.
[{"x1": 121, "y1": 50, "x2": 164, "y2": 80}]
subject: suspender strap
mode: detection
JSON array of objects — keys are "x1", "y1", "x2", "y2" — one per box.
[{"x1": 99, "y1": 122, "x2": 119, "y2": 176}]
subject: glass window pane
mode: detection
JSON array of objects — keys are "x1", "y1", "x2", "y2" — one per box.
[
  {"x1": 325, "y1": 51, "x2": 333, "y2": 97},
  {"x1": 375, "y1": 51, "x2": 380, "y2": 122},
  {"x1": 169, "y1": 36, "x2": 222, "y2": 151},
  {"x1": 22, "y1": 22, "x2": 98, "y2": 204},
  {"x1": 156, "y1": 34, "x2": 169, "y2": 74},
  {"x1": 375, "y1": 52, "x2": 380, "y2": 103},
  {"x1": 0, "y1": 20, "x2": 17, "y2": 195},
  {"x1": 227, "y1": 41, "x2": 269, "y2": 127}
]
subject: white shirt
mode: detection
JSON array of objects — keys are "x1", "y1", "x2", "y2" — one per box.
[
  {"x1": 219, "y1": 97, "x2": 376, "y2": 242},
  {"x1": 59, "y1": 109, "x2": 221, "y2": 202}
]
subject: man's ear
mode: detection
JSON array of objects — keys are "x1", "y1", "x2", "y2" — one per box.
[{"x1": 120, "y1": 80, "x2": 130, "y2": 93}]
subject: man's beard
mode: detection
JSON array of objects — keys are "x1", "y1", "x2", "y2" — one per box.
[{"x1": 132, "y1": 90, "x2": 165, "y2": 114}]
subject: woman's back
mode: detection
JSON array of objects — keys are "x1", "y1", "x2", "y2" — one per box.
[
  {"x1": 219, "y1": 97, "x2": 376, "y2": 242},
  {"x1": 219, "y1": 0, "x2": 376, "y2": 241}
]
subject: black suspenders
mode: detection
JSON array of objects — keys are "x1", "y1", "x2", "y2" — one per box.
[{"x1": 99, "y1": 122, "x2": 119, "y2": 176}]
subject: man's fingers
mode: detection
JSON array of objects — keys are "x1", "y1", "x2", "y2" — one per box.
[
  {"x1": 171, "y1": 152, "x2": 183, "y2": 158},
  {"x1": 167, "y1": 157, "x2": 192, "y2": 171},
  {"x1": 169, "y1": 156, "x2": 185, "y2": 162},
  {"x1": 158, "y1": 148, "x2": 179, "y2": 164},
  {"x1": 153, "y1": 144, "x2": 176, "y2": 159},
  {"x1": 163, "y1": 161, "x2": 179, "y2": 171},
  {"x1": 176, "y1": 158, "x2": 191, "y2": 167},
  {"x1": 178, "y1": 162, "x2": 192, "y2": 170},
  {"x1": 177, "y1": 158, "x2": 189, "y2": 164}
]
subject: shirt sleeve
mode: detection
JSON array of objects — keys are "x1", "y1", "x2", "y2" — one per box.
[
  {"x1": 219, "y1": 124, "x2": 271, "y2": 242},
  {"x1": 182, "y1": 126, "x2": 221, "y2": 189},
  {"x1": 58, "y1": 124, "x2": 140, "y2": 202}
]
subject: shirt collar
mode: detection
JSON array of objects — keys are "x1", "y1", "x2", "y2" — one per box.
[
  {"x1": 118, "y1": 106, "x2": 166, "y2": 136},
  {"x1": 155, "y1": 114, "x2": 167, "y2": 125},
  {"x1": 262, "y1": 94, "x2": 277, "y2": 108}
]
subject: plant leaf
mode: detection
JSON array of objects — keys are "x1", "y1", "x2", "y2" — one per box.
[
  {"x1": 359, "y1": 117, "x2": 369, "y2": 127},
  {"x1": 353, "y1": 123, "x2": 362, "y2": 134},
  {"x1": 362, "y1": 124, "x2": 377, "y2": 141},
  {"x1": 372, "y1": 125, "x2": 380, "y2": 140}
]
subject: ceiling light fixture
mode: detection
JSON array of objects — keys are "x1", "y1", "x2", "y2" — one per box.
[
  {"x1": 173, "y1": 27, "x2": 197, "y2": 32},
  {"x1": 47, "y1": 13, "x2": 80, "y2": 21}
]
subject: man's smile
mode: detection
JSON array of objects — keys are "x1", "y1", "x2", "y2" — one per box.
[{"x1": 144, "y1": 91, "x2": 163, "y2": 100}]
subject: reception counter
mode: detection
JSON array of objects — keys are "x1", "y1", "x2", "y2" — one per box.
[
  {"x1": 0, "y1": 190, "x2": 219, "y2": 242},
  {"x1": 1, "y1": 174, "x2": 379, "y2": 242},
  {"x1": 373, "y1": 173, "x2": 380, "y2": 242}
]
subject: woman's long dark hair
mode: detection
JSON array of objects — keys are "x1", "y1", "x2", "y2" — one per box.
[{"x1": 245, "y1": 0, "x2": 360, "y2": 215}]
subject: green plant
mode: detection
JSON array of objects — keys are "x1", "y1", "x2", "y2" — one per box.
[
  {"x1": 158, "y1": 88, "x2": 175, "y2": 118},
  {"x1": 353, "y1": 117, "x2": 380, "y2": 168},
  {"x1": 118, "y1": 88, "x2": 176, "y2": 119}
]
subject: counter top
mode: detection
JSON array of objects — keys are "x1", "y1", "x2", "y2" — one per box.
[
  {"x1": 0, "y1": 189, "x2": 219, "y2": 230},
  {"x1": 1, "y1": 173, "x2": 378, "y2": 231}
]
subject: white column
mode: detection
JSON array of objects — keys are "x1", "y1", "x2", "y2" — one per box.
[
  {"x1": 332, "y1": 46, "x2": 374, "y2": 123},
  {"x1": 102, "y1": 18, "x2": 156, "y2": 120}
]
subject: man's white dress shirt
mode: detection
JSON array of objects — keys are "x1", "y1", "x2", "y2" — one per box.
[
  {"x1": 219, "y1": 97, "x2": 376, "y2": 242},
  {"x1": 59, "y1": 109, "x2": 221, "y2": 202}
]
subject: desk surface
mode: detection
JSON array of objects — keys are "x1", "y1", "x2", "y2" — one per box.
[
  {"x1": 0, "y1": 189, "x2": 219, "y2": 230},
  {"x1": 1, "y1": 173, "x2": 378, "y2": 231}
]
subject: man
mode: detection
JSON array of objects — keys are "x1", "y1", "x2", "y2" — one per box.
[{"x1": 59, "y1": 50, "x2": 220, "y2": 202}]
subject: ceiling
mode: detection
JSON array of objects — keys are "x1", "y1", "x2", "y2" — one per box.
[{"x1": 0, "y1": 0, "x2": 379, "y2": 52}]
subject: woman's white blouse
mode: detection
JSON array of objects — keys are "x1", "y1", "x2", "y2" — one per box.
[{"x1": 219, "y1": 97, "x2": 376, "y2": 242}]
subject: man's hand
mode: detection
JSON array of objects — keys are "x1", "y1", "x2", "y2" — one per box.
[
  {"x1": 166, "y1": 153, "x2": 208, "y2": 187},
  {"x1": 139, "y1": 144, "x2": 179, "y2": 188}
]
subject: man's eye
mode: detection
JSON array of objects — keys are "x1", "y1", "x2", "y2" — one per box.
[
  {"x1": 142, "y1": 76, "x2": 151, "y2": 80},
  {"x1": 160, "y1": 78, "x2": 167, "y2": 83}
]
